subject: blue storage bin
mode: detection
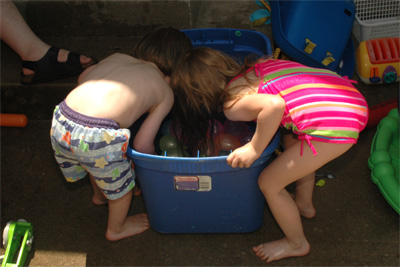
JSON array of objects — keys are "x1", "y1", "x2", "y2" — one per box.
[
  {"x1": 270, "y1": 0, "x2": 356, "y2": 77},
  {"x1": 182, "y1": 28, "x2": 272, "y2": 61},
  {"x1": 127, "y1": 28, "x2": 276, "y2": 233},
  {"x1": 127, "y1": 133, "x2": 280, "y2": 233}
]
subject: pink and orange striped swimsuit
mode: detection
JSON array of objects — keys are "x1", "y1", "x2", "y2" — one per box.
[{"x1": 253, "y1": 59, "x2": 369, "y2": 155}]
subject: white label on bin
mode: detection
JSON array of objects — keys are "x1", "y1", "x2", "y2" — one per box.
[
  {"x1": 197, "y1": 176, "x2": 212, "y2": 191},
  {"x1": 174, "y1": 175, "x2": 211, "y2": 191}
]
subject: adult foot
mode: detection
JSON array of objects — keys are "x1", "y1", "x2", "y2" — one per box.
[
  {"x1": 253, "y1": 238, "x2": 310, "y2": 263},
  {"x1": 21, "y1": 46, "x2": 97, "y2": 84},
  {"x1": 22, "y1": 48, "x2": 93, "y2": 76}
]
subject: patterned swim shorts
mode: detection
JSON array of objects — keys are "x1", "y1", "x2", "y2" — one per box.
[{"x1": 50, "y1": 100, "x2": 135, "y2": 200}]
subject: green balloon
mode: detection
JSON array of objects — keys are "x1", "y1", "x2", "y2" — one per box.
[
  {"x1": 164, "y1": 147, "x2": 183, "y2": 157},
  {"x1": 159, "y1": 134, "x2": 178, "y2": 151}
]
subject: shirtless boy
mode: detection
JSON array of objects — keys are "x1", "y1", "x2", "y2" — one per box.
[{"x1": 50, "y1": 27, "x2": 192, "y2": 241}]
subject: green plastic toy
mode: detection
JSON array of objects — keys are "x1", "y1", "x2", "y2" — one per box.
[
  {"x1": 368, "y1": 108, "x2": 399, "y2": 214},
  {"x1": 1, "y1": 220, "x2": 33, "y2": 267}
]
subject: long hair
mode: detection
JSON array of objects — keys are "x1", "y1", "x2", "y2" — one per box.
[
  {"x1": 171, "y1": 47, "x2": 252, "y2": 156},
  {"x1": 132, "y1": 27, "x2": 193, "y2": 76}
]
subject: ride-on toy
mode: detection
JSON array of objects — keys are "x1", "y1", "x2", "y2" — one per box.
[{"x1": 1, "y1": 220, "x2": 33, "y2": 267}]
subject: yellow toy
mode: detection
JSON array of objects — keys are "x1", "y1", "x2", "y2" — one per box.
[{"x1": 356, "y1": 37, "x2": 400, "y2": 84}]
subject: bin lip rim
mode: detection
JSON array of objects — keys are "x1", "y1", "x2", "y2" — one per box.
[
  {"x1": 181, "y1": 28, "x2": 272, "y2": 55},
  {"x1": 127, "y1": 131, "x2": 280, "y2": 162},
  {"x1": 181, "y1": 28, "x2": 269, "y2": 35},
  {"x1": 128, "y1": 148, "x2": 229, "y2": 162}
]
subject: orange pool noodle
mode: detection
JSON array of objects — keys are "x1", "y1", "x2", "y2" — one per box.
[{"x1": 0, "y1": 114, "x2": 28, "y2": 127}]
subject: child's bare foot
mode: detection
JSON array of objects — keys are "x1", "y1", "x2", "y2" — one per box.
[
  {"x1": 289, "y1": 193, "x2": 316, "y2": 219},
  {"x1": 253, "y1": 238, "x2": 310, "y2": 263},
  {"x1": 133, "y1": 187, "x2": 142, "y2": 196},
  {"x1": 297, "y1": 204, "x2": 316, "y2": 219},
  {"x1": 92, "y1": 195, "x2": 108, "y2": 205},
  {"x1": 106, "y1": 213, "x2": 149, "y2": 241}
]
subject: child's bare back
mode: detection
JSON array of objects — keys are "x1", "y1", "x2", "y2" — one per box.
[
  {"x1": 66, "y1": 53, "x2": 173, "y2": 154},
  {"x1": 67, "y1": 53, "x2": 172, "y2": 128}
]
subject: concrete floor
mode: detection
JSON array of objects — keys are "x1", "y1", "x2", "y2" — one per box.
[{"x1": 1, "y1": 1, "x2": 399, "y2": 266}]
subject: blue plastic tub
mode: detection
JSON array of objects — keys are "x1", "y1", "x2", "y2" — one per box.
[
  {"x1": 270, "y1": 0, "x2": 355, "y2": 77},
  {"x1": 127, "y1": 133, "x2": 280, "y2": 233},
  {"x1": 127, "y1": 28, "x2": 275, "y2": 233},
  {"x1": 182, "y1": 28, "x2": 272, "y2": 61}
]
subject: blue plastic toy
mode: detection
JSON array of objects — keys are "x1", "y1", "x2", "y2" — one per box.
[{"x1": 270, "y1": 0, "x2": 355, "y2": 77}]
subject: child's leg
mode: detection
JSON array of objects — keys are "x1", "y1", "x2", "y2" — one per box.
[
  {"x1": 253, "y1": 140, "x2": 352, "y2": 263},
  {"x1": 90, "y1": 175, "x2": 108, "y2": 205},
  {"x1": 294, "y1": 173, "x2": 316, "y2": 218},
  {"x1": 283, "y1": 134, "x2": 316, "y2": 218},
  {"x1": 105, "y1": 189, "x2": 149, "y2": 241}
]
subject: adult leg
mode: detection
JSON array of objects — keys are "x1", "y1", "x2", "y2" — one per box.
[
  {"x1": 105, "y1": 189, "x2": 149, "y2": 241},
  {"x1": 253, "y1": 140, "x2": 353, "y2": 263},
  {"x1": 0, "y1": 0, "x2": 48, "y2": 62},
  {"x1": 0, "y1": 0, "x2": 94, "y2": 78}
]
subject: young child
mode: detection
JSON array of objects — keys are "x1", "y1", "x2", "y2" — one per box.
[
  {"x1": 171, "y1": 47, "x2": 368, "y2": 262},
  {"x1": 50, "y1": 27, "x2": 192, "y2": 241}
]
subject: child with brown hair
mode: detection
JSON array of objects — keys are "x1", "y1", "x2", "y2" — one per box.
[
  {"x1": 50, "y1": 27, "x2": 192, "y2": 241},
  {"x1": 171, "y1": 47, "x2": 368, "y2": 262}
]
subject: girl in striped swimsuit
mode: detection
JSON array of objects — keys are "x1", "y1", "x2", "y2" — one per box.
[{"x1": 171, "y1": 47, "x2": 368, "y2": 263}]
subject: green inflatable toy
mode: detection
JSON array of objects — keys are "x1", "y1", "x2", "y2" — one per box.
[{"x1": 368, "y1": 108, "x2": 399, "y2": 214}]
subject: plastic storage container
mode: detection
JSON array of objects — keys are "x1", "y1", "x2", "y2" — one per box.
[
  {"x1": 182, "y1": 28, "x2": 273, "y2": 61},
  {"x1": 270, "y1": 0, "x2": 356, "y2": 77},
  {"x1": 353, "y1": 0, "x2": 400, "y2": 43},
  {"x1": 126, "y1": 28, "x2": 275, "y2": 233},
  {"x1": 127, "y1": 133, "x2": 280, "y2": 233}
]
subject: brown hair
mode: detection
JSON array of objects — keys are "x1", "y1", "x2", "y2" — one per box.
[
  {"x1": 133, "y1": 27, "x2": 193, "y2": 76},
  {"x1": 171, "y1": 47, "x2": 256, "y2": 155}
]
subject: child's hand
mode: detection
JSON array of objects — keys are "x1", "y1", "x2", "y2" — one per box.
[{"x1": 226, "y1": 143, "x2": 260, "y2": 168}]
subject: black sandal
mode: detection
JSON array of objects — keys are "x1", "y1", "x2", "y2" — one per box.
[{"x1": 21, "y1": 46, "x2": 98, "y2": 84}]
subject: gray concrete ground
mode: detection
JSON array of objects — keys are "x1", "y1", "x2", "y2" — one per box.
[{"x1": 1, "y1": 1, "x2": 399, "y2": 266}]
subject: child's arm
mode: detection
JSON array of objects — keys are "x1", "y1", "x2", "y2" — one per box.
[
  {"x1": 224, "y1": 93, "x2": 285, "y2": 168},
  {"x1": 132, "y1": 87, "x2": 174, "y2": 154}
]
